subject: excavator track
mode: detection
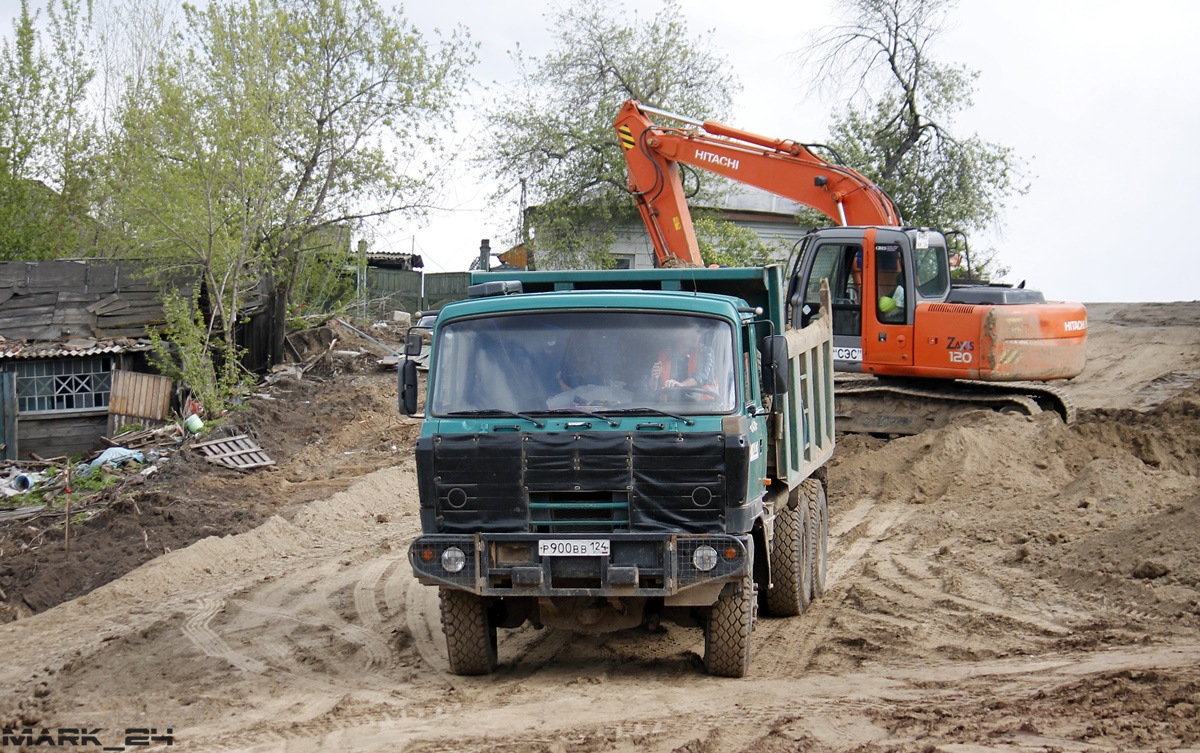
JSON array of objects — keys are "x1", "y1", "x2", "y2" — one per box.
[{"x1": 833, "y1": 374, "x2": 1076, "y2": 437}]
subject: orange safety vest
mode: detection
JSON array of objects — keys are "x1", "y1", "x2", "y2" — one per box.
[{"x1": 656, "y1": 347, "x2": 715, "y2": 390}]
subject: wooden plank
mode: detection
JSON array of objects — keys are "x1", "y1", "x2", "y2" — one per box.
[
  {"x1": 25, "y1": 325, "x2": 67, "y2": 341},
  {"x1": 105, "y1": 420, "x2": 169, "y2": 443},
  {"x1": 27, "y1": 261, "x2": 88, "y2": 291},
  {"x1": 86, "y1": 265, "x2": 118, "y2": 290},
  {"x1": 19, "y1": 414, "x2": 107, "y2": 459},
  {"x1": 93, "y1": 297, "x2": 132, "y2": 316},
  {"x1": 58, "y1": 292, "x2": 103, "y2": 303},
  {"x1": 191, "y1": 434, "x2": 275, "y2": 470},
  {"x1": 0, "y1": 372, "x2": 16, "y2": 461},
  {"x1": 0, "y1": 506, "x2": 48, "y2": 523},
  {"x1": 108, "y1": 370, "x2": 173, "y2": 420},
  {"x1": 0, "y1": 263, "x2": 30, "y2": 287},
  {"x1": 95, "y1": 312, "x2": 166, "y2": 327},
  {"x1": 2, "y1": 292, "x2": 59, "y2": 309},
  {"x1": 85, "y1": 293, "x2": 122, "y2": 314},
  {"x1": 2, "y1": 315, "x2": 63, "y2": 330},
  {"x1": 98, "y1": 327, "x2": 160, "y2": 339},
  {"x1": 51, "y1": 306, "x2": 96, "y2": 325},
  {"x1": 0, "y1": 312, "x2": 60, "y2": 332},
  {"x1": 191, "y1": 434, "x2": 247, "y2": 450},
  {"x1": 99, "y1": 302, "x2": 163, "y2": 317},
  {"x1": 108, "y1": 290, "x2": 161, "y2": 301}
]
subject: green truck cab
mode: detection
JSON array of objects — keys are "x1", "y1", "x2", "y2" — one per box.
[{"x1": 399, "y1": 265, "x2": 835, "y2": 677}]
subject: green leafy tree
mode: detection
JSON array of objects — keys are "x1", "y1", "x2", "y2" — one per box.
[
  {"x1": 483, "y1": 0, "x2": 739, "y2": 269},
  {"x1": 693, "y1": 215, "x2": 781, "y2": 268},
  {"x1": 104, "y1": 0, "x2": 474, "y2": 403},
  {"x1": 147, "y1": 289, "x2": 243, "y2": 414},
  {"x1": 804, "y1": 0, "x2": 1025, "y2": 278},
  {"x1": 0, "y1": 0, "x2": 97, "y2": 260}
]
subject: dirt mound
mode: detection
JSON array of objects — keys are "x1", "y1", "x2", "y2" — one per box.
[
  {"x1": 1075, "y1": 382, "x2": 1200, "y2": 475},
  {"x1": 0, "y1": 356, "x2": 414, "y2": 620},
  {"x1": 816, "y1": 378, "x2": 1200, "y2": 676}
]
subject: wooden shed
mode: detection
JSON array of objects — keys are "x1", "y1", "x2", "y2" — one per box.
[{"x1": 0, "y1": 260, "x2": 173, "y2": 461}]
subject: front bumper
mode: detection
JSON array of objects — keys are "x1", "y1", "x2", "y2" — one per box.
[{"x1": 409, "y1": 533, "x2": 749, "y2": 597}]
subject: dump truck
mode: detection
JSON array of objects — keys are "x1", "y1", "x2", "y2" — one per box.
[{"x1": 399, "y1": 265, "x2": 835, "y2": 677}]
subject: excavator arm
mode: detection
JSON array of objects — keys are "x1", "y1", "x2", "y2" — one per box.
[{"x1": 614, "y1": 100, "x2": 901, "y2": 267}]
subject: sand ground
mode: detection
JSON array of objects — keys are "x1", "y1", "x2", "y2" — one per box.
[{"x1": 2, "y1": 302, "x2": 1199, "y2": 752}]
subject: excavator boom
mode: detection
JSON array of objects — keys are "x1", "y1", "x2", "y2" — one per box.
[{"x1": 615, "y1": 100, "x2": 899, "y2": 267}]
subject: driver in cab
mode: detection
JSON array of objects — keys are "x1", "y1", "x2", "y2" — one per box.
[{"x1": 646, "y1": 321, "x2": 716, "y2": 393}]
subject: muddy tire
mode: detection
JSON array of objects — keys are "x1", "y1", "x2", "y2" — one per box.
[
  {"x1": 704, "y1": 567, "x2": 755, "y2": 677},
  {"x1": 439, "y1": 588, "x2": 497, "y2": 675},
  {"x1": 765, "y1": 486, "x2": 812, "y2": 616},
  {"x1": 803, "y1": 478, "x2": 829, "y2": 598}
]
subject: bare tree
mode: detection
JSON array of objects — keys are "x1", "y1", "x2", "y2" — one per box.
[
  {"x1": 802, "y1": 0, "x2": 1026, "y2": 249},
  {"x1": 804, "y1": 0, "x2": 966, "y2": 181}
]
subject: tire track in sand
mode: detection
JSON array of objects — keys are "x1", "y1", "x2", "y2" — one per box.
[{"x1": 753, "y1": 499, "x2": 911, "y2": 676}]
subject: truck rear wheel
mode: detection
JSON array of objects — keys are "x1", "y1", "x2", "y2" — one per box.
[
  {"x1": 704, "y1": 567, "x2": 755, "y2": 677},
  {"x1": 803, "y1": 478, "x2": 829, "y2": 597},
  {"x1": 439, "y1": 588, "x2": 497, "y2": 675},
  {"x1": 764, "y1": 486, "x2": 812, "y2": 616}
]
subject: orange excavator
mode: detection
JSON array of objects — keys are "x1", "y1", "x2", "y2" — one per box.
[{"x1": 615, "y1": 100, "x2": 1087, "y2": 434}]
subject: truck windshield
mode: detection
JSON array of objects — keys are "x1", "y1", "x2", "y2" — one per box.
[{"x1": 429, "y1": 311, "x2": 737, "y2": 416}]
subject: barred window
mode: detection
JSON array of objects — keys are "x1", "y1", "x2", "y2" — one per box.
[{"x1": 13, "y1": 357, "x2": 113, "y2": 414}]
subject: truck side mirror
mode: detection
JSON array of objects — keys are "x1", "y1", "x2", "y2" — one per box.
[
  {"x1": 404, "y1": 331, "x2": 424, "y2": 357},
  {"x1": 760, "y1": 334, "x2": 790, "y2": 398},
  {"x1": 399, "y1": 359, "x2": 419, "y2": 415}
]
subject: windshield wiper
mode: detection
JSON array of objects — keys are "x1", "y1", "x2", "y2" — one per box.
[
  {"x1": 537, "y1": 408, "x2": 619, "y2": 427},
  {"x1": 445, "y1": 410, "x2": 545, "y2": 428},
  {"x1": 605, "y1": 407, "x2": 694, "y2": 426}
]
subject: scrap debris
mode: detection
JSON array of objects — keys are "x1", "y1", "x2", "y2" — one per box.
[
  {"x1": 191, "y1": 434, "x2": 275, "y2": 471},
  {"x1": 1, "y1": 317, "x2": 404, "y2": 541}
]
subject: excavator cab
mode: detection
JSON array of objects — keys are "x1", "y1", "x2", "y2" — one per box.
[{"x1": 789, "y1": 227, "x2": 947, "y2": 373}]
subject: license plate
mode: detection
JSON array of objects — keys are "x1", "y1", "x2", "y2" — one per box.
[{"x1": 538, "y1": 539, "x2": 610, "y2": 557}]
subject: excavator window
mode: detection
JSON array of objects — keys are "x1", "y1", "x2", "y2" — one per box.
[
  {"x1": 803, "y1": 243, "x2": 863, "y2": 336},
  {"x1": 914, "y1": 245, "x2": 950, "y2": 298},
  {"x1": 876, "y1": 247, "x2": 908, "y2": 325}
]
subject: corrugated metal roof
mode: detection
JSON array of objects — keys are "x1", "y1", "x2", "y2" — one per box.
[{"x1": 0, "y1": 339, "x2": 152, "y2": 360}]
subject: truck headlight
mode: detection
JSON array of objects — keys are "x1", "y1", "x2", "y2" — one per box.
[
  {"x1": 441, "y1": 547, "x2": 466, "y2": 573},
  {"x1": 692, "y1": 545, "x2": 718, "y2": 572}
]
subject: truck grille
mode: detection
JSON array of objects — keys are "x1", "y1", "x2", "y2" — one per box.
[{"x1": 529, "y1": 491, "x2": 630, "y2": 533}]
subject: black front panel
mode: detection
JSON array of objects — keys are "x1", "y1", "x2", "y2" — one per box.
[
  {"x1": 631, "y1": 433, "x2": 727, "y2": 533},
  {"x1": 421, "y1": 431, "x2": 736, "y2": 535},
  {"x1": 523, "y1": 432, "x2": 632, "y2": 491},
  {"x1": 422, "y1": 433, "x2": 525, "y2": 532}
]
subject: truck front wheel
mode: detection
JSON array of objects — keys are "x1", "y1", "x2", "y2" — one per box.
[
  {"x1": 439, "y1": 588, "x2": 497, "y2": 675},
  {"x1": 704, "y1": 568, "x2": 755, "y2": 677}
]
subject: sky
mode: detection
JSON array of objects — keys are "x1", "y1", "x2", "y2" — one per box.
[
  {"x1": 391, "y1": 0, "x2": 1200, "y2": 304},
  {"x1": 1, "y1": 0, "x2": 1197, "y2": 303}
]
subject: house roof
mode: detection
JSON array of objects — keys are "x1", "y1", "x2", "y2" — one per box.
[
  {"x1": 366, "y1": 251, "x2": 423, "y2": 269},
  {"x1": 0, "y1": 338, "x2": 153, "y2": 360}
]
